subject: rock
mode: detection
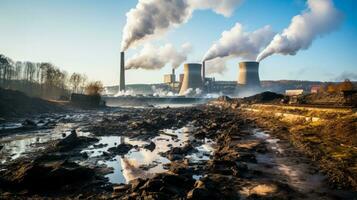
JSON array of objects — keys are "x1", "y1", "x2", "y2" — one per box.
[
  {"x1": 4, "y1": 161, "x2": 95, "y2": 192},
  {"x1": 22, "y1": 119, "x2": 36, "y2": 127},
  {"x1": 0, "y1": 145, "x2": 3, "y2": 151},
  {"x1": 141, "y1": 179, "x2": 163, "y2": 192},
  {"x1": 165, "y1": 160, "x2": 193, "y2": 175},
  {"x1": 130, "y1": 178, "x2": 146, "y2": 191},
  {"x1": 55, "y1": 130, "x2": 99, "y2": 152},
  {"x1": 93, "y1": 143, "x2": 107, "y2": 148},
  {"x1": 143, "y1": 141, "x2": 156, "y2": 152},
  {"x1": 165, "y1": 144, "x2": 196, "y2": 161},
  {"x1": 187, "y1": 188, "x2": 211, "y2": 200},
  {"x1": 113, "y1": 184, "x2": 130, "y2": 193},
  {"x1": 193, "y1": 131, "x2": 206, "y2": 139},
  {"x1": 108, "y1": 143, "x2": 133, "y2": 155}
]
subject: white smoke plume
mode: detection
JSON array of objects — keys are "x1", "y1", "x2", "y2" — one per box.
[
  {"x1": 203, "y1": 23, "x2": 275, "y2": 62},
  {"x1": 152, "y1": 86, "x2": 179, "y2": 97},
  {"x1": 121, "y1": 0, "x2": 243, "y2": 51},
  {"x1": 257, "y1": 0, "x2": 343, "y2": 62},
  {"x1": 205, "y1": 57, "x2": 230, "y2": 75},
  {"x1": 182, "y1": 88, "x2": 202, "y2": 97},
  {"x1": 188, "y1": 0, "x2": 243, "y2": 17},
  {"x1": 126, "y1": 43, "x2": 192, "y2": 70}
]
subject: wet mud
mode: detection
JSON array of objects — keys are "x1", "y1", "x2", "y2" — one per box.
[{"x1": 0, "y1": 106, "x2": 355, "y2": 199}]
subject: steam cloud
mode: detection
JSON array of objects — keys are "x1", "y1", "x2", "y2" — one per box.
[
  {"x1": 205, "y1": 57, "x2": 230, "y2": 75},
  {"x1": 121, "y1": 0, "x2": 243, "y2": 51},
  {"x1": 203, "y1": 23, "x2": 275, "y2": 62},
  {"x1": 126, "y1": 43, "x2": 192, "y2": 70},
  {"x1": 202, "y1": 23, "x2": 274, "y2": 73},
  {"x1": 257, "y1": 0, "x2": 343, "y2": 62},
  {"x1": 188, "y1": 0, "x2": 243, "y2": 17}
]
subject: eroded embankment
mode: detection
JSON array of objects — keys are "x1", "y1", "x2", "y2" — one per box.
[{"x1": 212, "y1": 100, "x2": 357, "y2": 191}]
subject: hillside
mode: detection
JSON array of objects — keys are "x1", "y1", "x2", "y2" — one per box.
[{"x1": 0, "y1": 88, "x2": 65, "y2": 118}]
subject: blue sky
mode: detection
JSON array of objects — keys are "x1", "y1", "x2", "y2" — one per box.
[{"x1": 0, "y1": 0, "x2": 356, "y2": 86}]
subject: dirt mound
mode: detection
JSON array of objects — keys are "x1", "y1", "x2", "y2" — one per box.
[
  {"x1": 0, "y1": 160, "x2": 96, "y2": 193},
  {"x1": 0, "y1": 88, "x2": 65, "y2": 118},
  {"x1": 242, "y1": 91, "x2": 284, "y2": 104}
]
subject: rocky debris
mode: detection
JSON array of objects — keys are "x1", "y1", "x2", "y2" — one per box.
[
  {"x1": 54, "y1": 130, "x2": 99, "y2": 152},
  {"x1": 163, "y1": 144, "x2": 197, "y2": 161},
  {"x1": 22, "y1": 119, "x2": 37, "y2": 127},
  {"x1": 93, "y1": 143, "x2": 108, "y2": 148},
  {"x1": 108, "y1": 143, "x2": 133, "y2": 155},
  {"x1": 188, "y1": 174, "x2": 241, "y2": 199},
  {"x1": 113, "y1": 184, "x2": 130, "y2": 193},
  {"x1": 208, "y1": 160, "x2": 246, "y2": 176},
  {"x1": 143, "y1": 141, "x2": 156, "y2": 152},
  {"x1": 1, "y1": 104, "x2": 354, "y2": 199},
  {"x1": 120, "y1": 173, "x2": 196, "y2": 199},
  {"x1": 1, "y1": 160, "x2": 97, "y2": 193},
  {"x1": 88, "y1": 107, "x2": 203, "y2": 137},
  {"x1": 164, "y1": 160, "x2": 194, "y2": 175},
  {"x1": 242, "y1": 91, "x2": 284, "y2": 104}
]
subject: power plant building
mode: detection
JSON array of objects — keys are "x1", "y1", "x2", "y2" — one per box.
[{"x1": 163, "y1": 74, "x2": 175, "y2": 84}]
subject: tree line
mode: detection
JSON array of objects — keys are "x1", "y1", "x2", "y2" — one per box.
[
  {"x1": 0, "y1": 54, "x2": 103, "y2": 99},
  {"x1": 324, "y1": 79, "x2": 355, "y2": 93}
]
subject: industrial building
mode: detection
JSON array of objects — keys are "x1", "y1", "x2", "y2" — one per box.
[
  {"x1": 120, "y1": 55, "x2": 264, "y2": 97},
  {"x1": 160, "y1": 61, "x2": 263, "y2": 96}
]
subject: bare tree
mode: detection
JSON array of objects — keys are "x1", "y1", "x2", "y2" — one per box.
[
  {"x1": 85, "y1": 81, "x2": 104, "y2": 95},
  {"x1": 69, "y1": 73, "x2": 82, "y2": 93}
]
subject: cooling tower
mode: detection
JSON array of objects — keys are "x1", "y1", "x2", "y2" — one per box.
[
  {"x1": 119, "y1": 52, "x2": 125, "y2": 92},
  {"x1": 238, "y1": 61, "x2": 261, "y2": 88},
  {"x1": 179, "y1": 63, "x2": 203, "y2": 95}
]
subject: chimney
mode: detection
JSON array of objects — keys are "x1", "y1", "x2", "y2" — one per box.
[
  {"x1": 172, "y1": 68, "x2": 175, "y2": 83},
  {"x1": 119, "y1": 52, "x2": 126, "y2": 92},
  {"x1": 202, "y1": 61, "x2": 206, "y2": 83}
]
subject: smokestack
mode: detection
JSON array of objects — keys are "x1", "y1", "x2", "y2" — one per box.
[
  {"x1": 172, "y1": 68, "x2": 175, "y2": 83},
  {"x1": 238, "y1": 61, "x2": 261, "y2": 89},
  {"x1": 202, "y1": 61, "x2": 206, "y2": 83},
  {"x1": 119, "y1": 52, "x2": 126, "y2": 92},
  {"x1": 179, "y1": 63, "x2": 203, "y2": 95}
]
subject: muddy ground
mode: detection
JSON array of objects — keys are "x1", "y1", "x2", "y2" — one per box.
[{"x1": 0, "y1": 105, "x2": 356, "y2": 199}]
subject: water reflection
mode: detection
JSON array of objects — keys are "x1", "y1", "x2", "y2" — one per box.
[{"x1": 82, "y1": 124, "x2": 214, "y2": 184}]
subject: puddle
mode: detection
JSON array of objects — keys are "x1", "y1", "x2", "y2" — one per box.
[
  {"x1": 251, "y1": 129, "x2": 327, "y2": 194},
  {"x1": 0, "y1": 113, "x2": 94, "y2": 163},
  {"x1": 82, "y1": 124, "x2": 215, "y2": 184},
  {"x1": 0, "y1": 112, "x2": 215, "y2": 185}
]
